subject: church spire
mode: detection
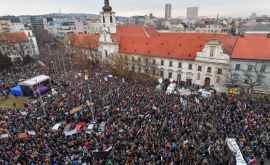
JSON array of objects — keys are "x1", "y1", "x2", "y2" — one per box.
[{"x1": 103, "y1": 0, "x2": 112, "y2": 12}]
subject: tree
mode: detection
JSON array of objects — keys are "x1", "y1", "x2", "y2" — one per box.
[
  {"x1": 0, "y1": 51, "x2": 12, "y2": 70},
  {"x1": 242, "y1": 63, "x2": 266, "y2": 94},
  {"x1": 110, "y1": 54, "x2": 129, "y2": 77},
  {"x1": 227, "y1": 68, "x2": 240, "y2": 86}
]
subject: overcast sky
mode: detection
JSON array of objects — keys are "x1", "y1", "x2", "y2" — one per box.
[{"x1": 1, "y1": 0, "x2": 270, "y2": 17}]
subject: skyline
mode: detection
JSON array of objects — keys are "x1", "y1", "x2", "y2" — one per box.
[{"x1": 1, "y1": 0, "x2": 270, "y2": 17}]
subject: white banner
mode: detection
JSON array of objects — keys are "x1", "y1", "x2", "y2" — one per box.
[{"x1": 226, "y1": 138, "x2": 247, "y2": 165}]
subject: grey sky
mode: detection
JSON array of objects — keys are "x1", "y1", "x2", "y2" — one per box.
[{"x1": 0, "y1": 0, "x2": 270, "y2": 17}]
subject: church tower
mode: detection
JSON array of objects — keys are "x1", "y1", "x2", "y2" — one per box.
[
  {"x1": 98, "y1": 0, "x2": 119, "y2": 59},
  {"x1": 100, "y1": 0, "x2": 116, "y2": 34}
]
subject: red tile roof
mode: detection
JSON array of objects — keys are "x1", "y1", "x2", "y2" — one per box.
[
  {"x1": 68, "y1": 25, "x2": 270, "y2": 61},
  {"x1": 68, "y1": 33, "x2": 99, "y2": 49},
  {"x1": 0, "y1": 32, "x2": 27, "y2": 43},
  {"x1": 119, "y1": 32, "x2": 237, "y2": 60},
  {"x1": 232, "y1": 35, "x2": 270, "y2": 60},
  {"x1": 116, "y1": 24, "x2": 158, "y2": 38}
]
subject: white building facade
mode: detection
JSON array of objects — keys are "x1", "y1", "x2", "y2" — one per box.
[
  {"x1": 0, "y1": 31, "x2": 39, "y2": 61},
  {"x1": 230, "y1": 60, "x2": 270, "y2": 93},
  {"x1": 66, "y1": 0, "x2": 270, "y2": 93},
  {"x1": 98, "y1": 0, "x2": 119, "y2": 60}
]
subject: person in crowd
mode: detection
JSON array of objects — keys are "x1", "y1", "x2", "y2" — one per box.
[{"x1": 0, "y1": 54, "x2": 269, "y2": 165}]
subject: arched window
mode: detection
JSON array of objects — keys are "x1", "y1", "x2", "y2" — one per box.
[
  {"x1": 207, "y1": 67, "x2": 212, "y2": 73},
  {"x1": 110, "y1": 15, "x2": 113, "y2": 23},
  {"x1": 210, "y1": 46, "x2": 215, "y2": 57}
]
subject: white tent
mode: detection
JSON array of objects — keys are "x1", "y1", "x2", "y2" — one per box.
[{"x1": 19, "y1": 75, "x2": 50, "y2": 87}]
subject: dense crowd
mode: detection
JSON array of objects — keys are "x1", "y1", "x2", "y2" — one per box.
[{"x1": 0, "y1": 60, "x2": 270, "y2": 165}]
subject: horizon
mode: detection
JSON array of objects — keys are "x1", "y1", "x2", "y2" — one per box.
[{"x1": 1, "y1": 0, "x2": 270, "y2": 18}]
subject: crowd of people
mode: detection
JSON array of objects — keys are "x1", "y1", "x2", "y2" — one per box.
[{"x1": 0, "y1": 54, "x2": 270, "y2": 165}]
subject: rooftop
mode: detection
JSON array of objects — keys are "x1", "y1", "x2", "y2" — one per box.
[{"x1": 68, "y1": 25, "x2": 270, "y2": 61}]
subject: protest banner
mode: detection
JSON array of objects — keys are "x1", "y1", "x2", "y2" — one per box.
[
  {"x1": 226, "y1": 138, "x2": 247, "y2": 165},
  {"x1": 70, "y1": 105, "x2": 83, "y2": 114}
]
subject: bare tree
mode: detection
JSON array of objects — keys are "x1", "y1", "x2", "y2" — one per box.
[
  {"x1": 227, "y1": 68, "x2": 240, "y2": 86},
  {"x1": 110, "y1": 53, "x2": 129, "y2": 77},
  {"x1": 242, "y1": 63, "x2": 266, "y2": 94}
]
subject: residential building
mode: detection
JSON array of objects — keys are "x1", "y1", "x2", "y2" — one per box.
[
  {"x1": 0, "y1": 31, "x2": 40, "y2": 61},
  {"x1": 187, "y1": 7, "x2": 199, "y2": 20},
  {"x1": 0, "y1": 20, "x2": 12, "y2": 32},
  {"x1": 30, "y1": 16, "x2": 44, "y2": 34},
  {"x1": 165, "y1": 3, "x2": 172, "y2": 20},
  {"x1": 230, "y1": 35, "x2": 270, "y2": 93}
]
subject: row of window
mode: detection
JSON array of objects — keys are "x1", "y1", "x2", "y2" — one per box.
[
  {"x1": 159, "y1": 70, "x2": 221, "y2": 83},
  {"x1": 130, "y1": 57, "x2": 223, "y2": 74},
  {"x1": 132, "y1": 65, "x2": 222, "y2": 82},
  {"x1": 235, "y1": 64, "x2": 267, "y2": 73}
]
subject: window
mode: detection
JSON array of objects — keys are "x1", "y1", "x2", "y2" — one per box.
[
  {"x1": 145, "y1": 68, "x2": 149, "y2": 73},
  {"x1": 132, "y1": 65, "x2": 135, "y2": 71},
  {"x1": 210, "y1": 46, "x2": 215, "y2": 57},
  {"x1": 188, "y1": 64, "x2": 193, "y2": 70},
  {"x1": 138, "y1": 67, "x2": 141, "y2": 73},
  {"x1": 235, "y1": 64, "x2": 240, "y2": 71},
  {"x1": 160, "y1": 71, "x2": 164, "y2": 77},
  {"x1": 152, "y1": 59, "x2": 156, "y2": 65},
  {"x1": 197, "y1": 73, "x2": 201, "y2": 80},
  {"x1": 161, "y1": 60, "x2": 164, "y2": 66},
  {"x1": 145, "y1": 58, "x2": 149, "y2": 64},
  {"x1": 177, "y1": 74, "x2": 181, "y2": 81},
  {"x1": 217, "y1": 68, "x2": 223, "y2": 75},
  {"x1": 132, "y1": 57, "x2": 135, "y2": 62},
  {"x1": 247, "y1": 65, "x2": 253, "y2": 71},
  {"x1": 260, "y1": 65, "x2": 266, "y2": 73},
  {"x1": 138, "y1": 57, "x2": 141, "y2": 63},
  {"x1": 110, "y1": 16, "x2": 113, "y2": 23},
  {"x1": 198, "y1": 66, "x2": 202, "y2": 72},
  {"x1": 168, "y1": 72, "x2": 173, "y2": 78},
  {"x1": 103, "y1": 16, "x2": 105, "y2": 23},
  {"x1": 124, "y1": 56, "x2": 128, "y2": 61},
  {"x1": 169, "y1": 61, "x2": 173, "y2": 67},
  {"x1": 152, "y1": 69, "x2": 156, "y2": 75},
  {"x1": 178, "y1": 62, "x2": 182, "y2": 68},
  {"x1": 207, "y1": 67, "x2": 212, "y2": 73}
]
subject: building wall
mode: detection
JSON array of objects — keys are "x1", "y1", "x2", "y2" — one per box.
[
  {"x1": 0, "y1": 20, "x2": 12, "y2": 32},
  {"x1": 230, "y1": 60, "x2": 270, "y2": 93},
  {"x1": 0, "y1": 31, "x2": 39, "y2": 61},
  {"x1": 100, "y1": 11, "x2": 117, "y2": 33},
  {"x1": 118, "y1": 41, "x2": 230, "y2": 92},
  {"x1": 187, "y1": 7, "x2": 199, "y2": 19},
  {"x1": 165, "y1": 4, "x2": 172, "y2": 19},
  {"x1": 24, "y1": 30, "x2": 40, "y2": 57},
  {"x1": 121, "y1": 53, "x2": 228, "y2": 92}
]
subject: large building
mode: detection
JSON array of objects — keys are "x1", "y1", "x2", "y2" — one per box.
[
  {"x1": 30, "y1": 16, "x2": 44, "y2": 35},
  {"x1": 187, "y1": 7, "x2": 199, "y2": 20},
  {"x1": 0, "y1": 19, "x2": 25, "y2": 33},
  {"x1": 165, "y1": 3, "x2": 172, "y2": 20},
  {"x1": 65, "y1": 0, "x2": 270, "y2": 93},
  {"x1": 0, "y1": 31, "x2": 39, "y2": 61}
]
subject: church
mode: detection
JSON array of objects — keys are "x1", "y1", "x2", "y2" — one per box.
[{"x1": 65, "y1": 0, "x2": 270, "y2": 93}]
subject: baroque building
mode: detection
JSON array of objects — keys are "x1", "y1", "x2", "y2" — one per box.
[{"x1": 65, "y1": 0, "x2": 270, "y2": 93}]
